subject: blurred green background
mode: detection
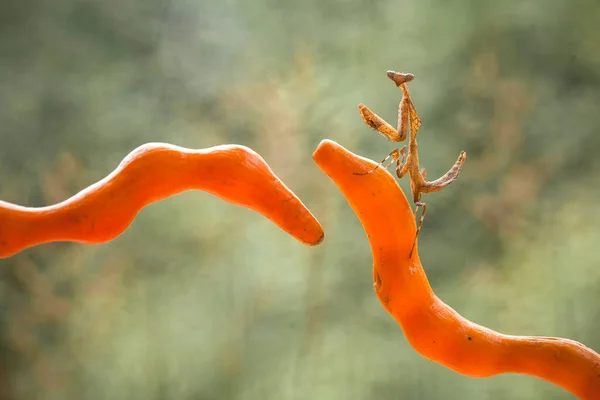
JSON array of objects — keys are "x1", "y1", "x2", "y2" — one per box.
[{"x1": 1, "y1": 0, "x2": 600, "y2": 398}]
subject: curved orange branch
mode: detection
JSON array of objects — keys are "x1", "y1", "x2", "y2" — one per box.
[
  {"x1": 313, "y1": 139, "x2": 600, "y2": 400},
  {"x1": 0, "y1": 143, "x2": 324, "y2": 258}
]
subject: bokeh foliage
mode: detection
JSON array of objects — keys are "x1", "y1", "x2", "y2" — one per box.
[{"x1": 1, "y1": 0, "x2": 600, "y2": 398}]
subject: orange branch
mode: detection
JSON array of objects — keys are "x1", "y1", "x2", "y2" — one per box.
[
  {"x1": 0, "y1": 143, "x2": 324, "y2": 258},
  {"x1": 313, "y1": 139, "x2": 600, "y2": 400}
]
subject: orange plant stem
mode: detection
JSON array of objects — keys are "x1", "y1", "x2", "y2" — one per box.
[
  {"x1": 0, "y1": 142, "x2": 324, "y2": 258},
  {"x1": 313, "y1": 139, "x2": 600, "y2": 400}
]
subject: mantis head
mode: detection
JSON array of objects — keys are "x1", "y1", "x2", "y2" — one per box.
[{"x1": 386, "y1": 71, "x2": 415, "y2": 87}]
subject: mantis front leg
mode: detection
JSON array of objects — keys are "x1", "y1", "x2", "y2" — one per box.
[
  {"x1": 357, "y1": 76, "x2": 414, "y2": 144},
  {"x1": 358, "y1": 102, "x2": 409, "y2": 144}
]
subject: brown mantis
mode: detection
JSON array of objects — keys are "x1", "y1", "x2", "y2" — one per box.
[{"x1": 356, "y1": 71, "x2": 467, "y2": 257}]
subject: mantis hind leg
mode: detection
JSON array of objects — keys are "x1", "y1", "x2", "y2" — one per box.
[
  {"x1": 421, "y1": 151, "x2": 467, "y2": 194},
  {"x1": 409, "y1": 201, "x2": 427, "y2": 258}
]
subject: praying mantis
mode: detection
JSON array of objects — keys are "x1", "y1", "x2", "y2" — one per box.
[{"x1": 356, "y1": 71, "x2": 467, "y2": 257}]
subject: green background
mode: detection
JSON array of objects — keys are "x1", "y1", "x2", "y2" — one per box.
[{"x1": 1, "y1": 0, "x2": 600, "y2": 398}]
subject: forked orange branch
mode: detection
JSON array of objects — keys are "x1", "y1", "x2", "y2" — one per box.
[
  {"x1": 313, "y1": 139, "x2": 600, "y2": 400},
  {"x1": 0, "y1": 143, "x2": 324, "y2": 258}
]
